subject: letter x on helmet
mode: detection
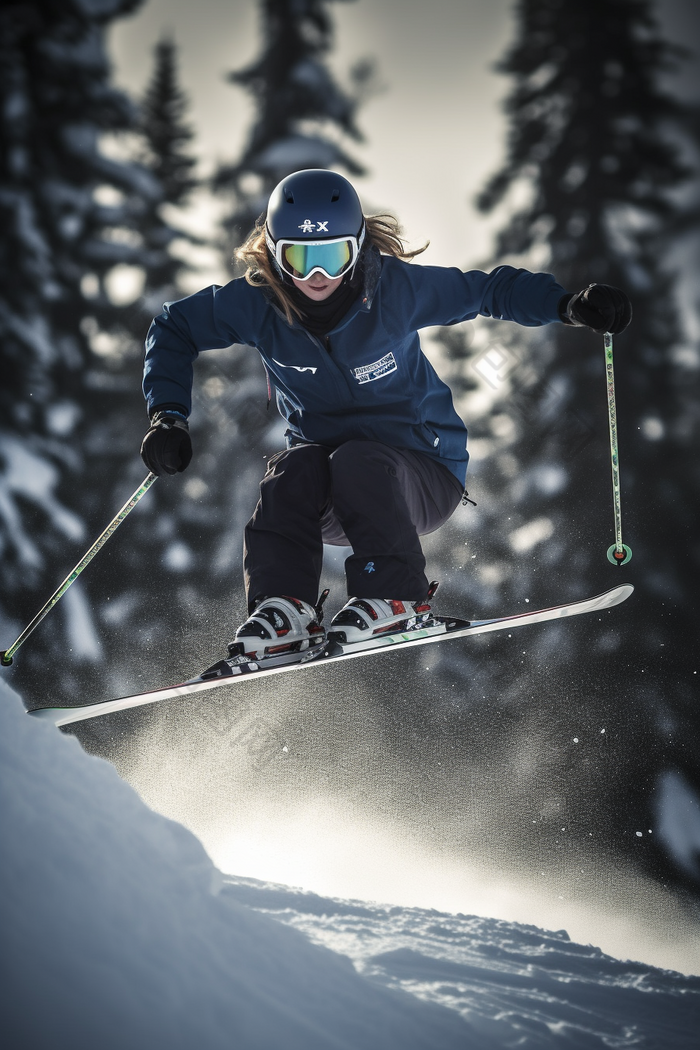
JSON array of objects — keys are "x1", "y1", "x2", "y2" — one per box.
[{"x1": 265, "y1": 169, "x2": 365, "y2": 282}]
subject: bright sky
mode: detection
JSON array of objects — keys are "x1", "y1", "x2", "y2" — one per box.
[{"x1": 109, "y1": 0, "x2": 699, "y2": 282}]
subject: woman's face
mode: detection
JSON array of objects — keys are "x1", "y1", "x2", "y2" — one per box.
[{"x1": 291, "y1": 273, "x2": 343, "y2": 301}]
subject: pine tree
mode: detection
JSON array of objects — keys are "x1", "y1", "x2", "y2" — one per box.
[
  {"x1": 214, "y1": 0, "x2": 371, "y2": 255},
  {"x1": 465, "y1": 0, "x2": 698, "y2": 614},
  {"x1": 0, "y1": 0, "x2": 156, "y2": 692},
  {"x1": 133, "y1": 35, "x2": 200, "y2": 323},
  {"x1": 452, "y1": 0, "x2": 700, "y2": 888}
]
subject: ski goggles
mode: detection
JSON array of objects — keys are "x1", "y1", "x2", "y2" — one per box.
[{"x1": 267, "y1": 227, "x2": 365, "y2": 281}]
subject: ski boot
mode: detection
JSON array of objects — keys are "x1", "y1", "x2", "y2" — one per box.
[
  {"x1": 199, "y1": 592, "x2": 329, "y2": 679},
  {"x1": 327, "y1": 582, "x2": 440, "y2": 647}
]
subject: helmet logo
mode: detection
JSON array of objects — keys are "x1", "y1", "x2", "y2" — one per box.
[{"x1": 298, "y1": 219, "x2": 329, "y2": 233}]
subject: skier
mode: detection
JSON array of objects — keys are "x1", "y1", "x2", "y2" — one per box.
[{"x1": 140, "y1": 168, "x2": 631, "y2": 666}]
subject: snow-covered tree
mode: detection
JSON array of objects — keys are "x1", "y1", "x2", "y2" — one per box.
[
  {"x1": 0, "y1": 0, "x2": 157, "y2": 686},
  {"x1": 131, "y1": 35, "x2": 200, "y2": 326},
  {"x1": 214, "y1": 0, "x2": 372, "y2": 256},
  {"x1": 470, "y1": 0, "x2": 699, "y2": 616},
  {"x1": 450, "y1": 0, "x2": 700, "y2": 888}
]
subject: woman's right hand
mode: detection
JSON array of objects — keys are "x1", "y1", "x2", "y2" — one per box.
[{"x1": 140, "y1": 411, "x2": 192, "y2": 476}]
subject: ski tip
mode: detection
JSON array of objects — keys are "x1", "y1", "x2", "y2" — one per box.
[
  {"x1": 27, "y1": 707, "x2": 72, "y2": 726},
  {"x1": 605, "y1": 583, "x2": 634, "y2": 605}
]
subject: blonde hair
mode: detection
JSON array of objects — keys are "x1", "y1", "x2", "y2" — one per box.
[{"x1": 236, "y1": 214, "x2": 428, "y2": 325}]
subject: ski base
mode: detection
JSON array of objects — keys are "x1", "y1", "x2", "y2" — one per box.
[{"x1": 28, "y1": 584, "x2": 633, "y2": 728}]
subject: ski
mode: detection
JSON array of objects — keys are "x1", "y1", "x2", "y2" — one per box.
[{"x1": 28, "y1": 584, "x2": 633, "y2": 728}]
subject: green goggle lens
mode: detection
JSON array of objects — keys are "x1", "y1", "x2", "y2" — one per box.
[{"x1": 282, "y1": 240, "x2": 353, "y2": 279}]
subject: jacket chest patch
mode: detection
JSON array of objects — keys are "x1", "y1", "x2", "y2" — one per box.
[{"x1": 351, "y1": 352, "x2": 397, "y2": 385}]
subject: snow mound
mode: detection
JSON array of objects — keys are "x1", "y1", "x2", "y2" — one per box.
[
  {"x1": 225, "y1": 877, "x2": 700, "y2": 1048},
  {"x1": 2, "y1": 677, "x2": 698, "y2": 1049},
  {"x1": 0, "y1": 679, "x2": 467, "y2": 1050}
]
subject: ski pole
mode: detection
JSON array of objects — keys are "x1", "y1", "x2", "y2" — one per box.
[
  {"x1": 603, "y1": 332, "x2": 632, "y2": 567},
  {"x1": 1, "y1": 472, "x2": 157, "y2": 666}
]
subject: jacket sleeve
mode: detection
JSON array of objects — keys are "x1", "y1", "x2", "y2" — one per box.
[
  {"x1": 142, "y1": 281, "x2": 257, "y2": 416},
  {"x1": 382, "y1": 259, "x2": 567, "y2": 333}
]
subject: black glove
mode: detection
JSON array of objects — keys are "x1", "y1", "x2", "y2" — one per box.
[
  {"x1": 559, "y1": 284, "x2": 632, "y2": 334},
  {"x1": 140, "y1": 409, "x2": 192, "y2": 476}
]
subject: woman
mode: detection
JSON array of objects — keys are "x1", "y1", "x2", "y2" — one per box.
[{"x1": 141, "y1": 168, "x2": 631, "y2": 666}]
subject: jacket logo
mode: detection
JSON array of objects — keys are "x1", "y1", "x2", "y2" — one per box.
[
  {"x1": 298, "y1": 219, "x2": 329, "y2": 233},
  {"x1": 351, "y1": 352, "x2": 397, "y2": 385},
  {"x1": 272, "y1": 358, "x2": 318, "y2": 375}
]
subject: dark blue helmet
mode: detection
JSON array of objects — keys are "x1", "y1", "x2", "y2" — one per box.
[
  {"x1": 266, "y1": 169, "x2": 364, "y2": 243},
  {"x1": 265, "y1": 170, "x2": 366, "y2": 282}
]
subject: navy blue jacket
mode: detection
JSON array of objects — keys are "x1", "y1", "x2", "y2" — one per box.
[{"x1": 143, "y1": 256, "x2": 567, "y2": 485}]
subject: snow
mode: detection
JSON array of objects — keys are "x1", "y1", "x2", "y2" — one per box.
[
  {"x1": 2, "y1": 676, "x2": 699, "y2": 1049},
  {"x1": 255, "y1": 134, "x2": 347, "y2": 174},
  {"x1": 0, "y1": 436, "x2": 85, "y2": 569},
  {"x1": 162, "y1": 539, "x2": 195, "y2": 571},
  {"x1": 62, "y1": 583, "x2": 104, "y2": 662},
  {"x1": 655, "y1": 770, "x2": 700, "y2": 881},
  {"x1": 508, "y1": 516, "x2": 555, "y2": 553},
  {"x1": 0, "y1": 679, "x2": 464, "y2": 1050},
  {"x1": 225, "y1": 878, "x2": 700, "y2": 1048}
]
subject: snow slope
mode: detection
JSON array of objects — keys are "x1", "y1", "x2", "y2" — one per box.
[
  {"x1": 225, "y1": 877, "x2": 700, "y2": 1048},
  {"x1": 1, "y1": 678, "x2": 698, "y2": 1049}
]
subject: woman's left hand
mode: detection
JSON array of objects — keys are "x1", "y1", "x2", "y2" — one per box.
[{"x1": 560, "y1": 284, "x2": 632, "y2": 334}]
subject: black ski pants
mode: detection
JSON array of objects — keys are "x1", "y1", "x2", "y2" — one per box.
[{"x1": 243, "y1": 440, "x2": 463, "y2": 610}]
